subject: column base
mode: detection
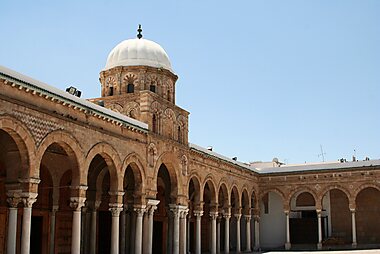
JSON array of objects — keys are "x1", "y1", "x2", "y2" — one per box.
[
  {"x1": 285, "y1": 242, "x2": 291, "y2": 250},
  {"x1": 352, "y1": 242, "x2": 357, "y2": 248},
  {"x1": 317, "y1": 242, "x2": 322, "y2": 250}
]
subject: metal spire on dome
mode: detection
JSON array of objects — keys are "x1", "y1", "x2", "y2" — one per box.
[{"x1": 137, "y1": 24, "x2": 143, "y2": 39}]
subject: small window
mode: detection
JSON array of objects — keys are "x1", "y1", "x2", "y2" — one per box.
[
  {"x1": 127, "y1": 83, "x2": 134, "y2": 93},
  {"x1": 152, "y1": 114, "x2": 157, "y2": 133},
  {"x1": 178, "y1": 126, "x2": 182, "y2": 143},
  {"x1": 108, "y1": 87, "x2": 114, "y2": 96},
  {"x1": 150, "y1": 85, "x2": 156, "y2": 93},
  {"x1": 167, "y1": 90, "x2": 171, "y2": 102}
]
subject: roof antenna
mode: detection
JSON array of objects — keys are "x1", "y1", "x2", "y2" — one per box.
[
  {"x1": 318, "y1": 145, "x2": 326, "y2": 162},
  {"x1": 137, "y1": 24, "x2": 143, "y2": 39}
]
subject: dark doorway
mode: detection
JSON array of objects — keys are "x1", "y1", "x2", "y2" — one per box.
[
  {"x1": 30, "y1": 216, "x2": 43, "y2": 254},
  {"x1": 153, "y1": 221, "x2": 163, "y2": 254},
  {"x1": 290, "y1": 211, "x2": 326, "y2": 244},
  {"x1": 98, "y1": 211, "x2": 111, "y2": 254}
]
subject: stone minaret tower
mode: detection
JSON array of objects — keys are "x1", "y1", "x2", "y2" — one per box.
[{"x1": 93, "y1": 26, "x2": 189, "y2": 144}]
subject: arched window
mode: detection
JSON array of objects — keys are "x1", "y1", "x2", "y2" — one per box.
[
  {"x1": 152, "y1": 114, "x2": 158, "y2": 133},
  {"x1": 150, "y1": 85, "x2": 156, "y2": 93},
  {"x1": 108, "y1": 87, "x2": 114, "y2": 96},
  {"x1": 127, "y1": 83, "x2": 134, "y2": 93},
  {"x1": 178, "y1": 126, "x2": 182, "y2": 143},
  {"x1": 167, "y1": 89, "x2": 171, "y2": 102}
]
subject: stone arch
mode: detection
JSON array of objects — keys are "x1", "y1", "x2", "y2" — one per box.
[
  {"x1": 320, "y1": 184, "x2": 352, "y2": 207},
  {"x1": 287, "y1": 187, "x2": 318, "y2": 210},
  {"x1": 37, "y1": 130, "x2": 84, "y2": 186},
  {"x1": 121, "y1": 152, "x2": 146, "y2": 196},
  {"x1": 86, "y1": 142, "x2": 121, "y2": 192},
  {"x1": 353, "y1": 183, "x2": 380, "y2": 200},
  {"x1": 241, "y1": 188, "x2": 250, "y2": 214},
  {"x1": 188, "y1": 173, "x2": 202, "y2": 205},
  {"x1": 231, "y1": 184, "x2": 241, "y2": 210},
  {"x1": 0, "y1": 115, "x2": 36, "y2": 179},
  {"x1": 260, "y1": 188, "x2": 286, "y2": 203},
  {"x1": 217, "y1": 179, "x2": 230, "y2": 209},
  {"x1": 154, "y1": 152, "x2": 181, "y2": 199},
  {"x1": 108, "y1": 103, "x2": 123, "y2": 114},
  {"x1": 202, "y1": 175, "x2": 217, "y2": 204}
]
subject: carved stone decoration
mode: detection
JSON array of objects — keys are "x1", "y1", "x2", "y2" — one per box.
[
  {"x1": 108, "y1": 103, "x2": 123, "y2": 114},
  {"x1": 148, "y1": 143, "x2": 158, "y2": 168},
  {"x1": 106, "y1": 76, "x2": 117, "y2": 87},
  {"x1": 70, "y1": 197, "x2": 86, "y2": 211},
  {"x1": 13, "y1": 110, "x2": 63, "y2": 146},
  {"x1": 123, "y1": 72, "x2": 137, "y2": 84},
  {"x1": 124, "y1": 101, "x2": 140, "y2": 119},
  {"x1": 181, "y1": 154, "x2": 188, "y2": 176},
  {"x1": 150, "y1": 101, "x2": 161, "y2": 114}
]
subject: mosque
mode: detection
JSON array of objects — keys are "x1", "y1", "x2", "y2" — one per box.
[{"x1": 0, "y1": 26, "x2": 380, "y2": 254}]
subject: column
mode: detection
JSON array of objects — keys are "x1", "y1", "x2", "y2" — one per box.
[
  {"x1": 49, "y1": 206, "x2": 59, "y2": 254},
  {"x1": 134, "y1": 206, "x2": 146, "y2": 254},
  {"x1": 285, "y1": 211, "x2": 291, "y2": 250},
  {"x1": 351, "y1": 208, "x2": 357, "y2": 248},
  {"x1": 186, "y1": 214, "x2": 191, "y2": 254},
  {"x1": 120, "y1": 210, "x2": 126, "y2": 254},
  {"x1": 180, "y1": 209, "x2": 189, "y2": 254},
  {"x1": 210, "y1": 212, "x2": 218, "y2": 254},
  {"x1": 70, "y1": 197, "x2": 86, "y2": 254},
  {"x1": 244, "y1": 215, "x2": 251, "y2": 252},
  {"x1": 110, "y1": 204, "x2": 123, "y2": 254},
  {"x1": 216, "y1": 216, "x2": 221, "y2": 253},
  {"x1": 170, "y1": 204, "x2": 181, "y2": 254},
  {"x1": 223, "y1": 213, "x2": 231, "y2": 254},
  {"x1": 193, "y1": 210, "x2": 203, "y2": 254},
  {"x1": 254, "y1": 216, "x2": 260, "y2": 251},
  {"x1": 146, "y1": 200, "x2": 159, "y2": 254},
  {"x1": 167, "y1": 209, "x2": 173, "y2": 254},
  {"x1": 317, "y1": 210, "x2": 322, "y2": 250},
  {"x1": 143, "y1": 213, "x2": 149, "y2": 254},
  {"x1": 6, "y1": 197, "x2": 20, "y2": 254},
  {"x1": 21, "y1": 194, "x2": 37, "y2": 254},
  {"x1": 89, "y1": 201, "x2": 100, "y2": 254},
  {"x1": 234, "y1": 214, "x2": 241, "y2": 253}
]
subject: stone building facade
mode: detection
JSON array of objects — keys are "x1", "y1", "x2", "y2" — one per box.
[{"x1": 0, "y1": 30, "x2": 379, "y2": 254}]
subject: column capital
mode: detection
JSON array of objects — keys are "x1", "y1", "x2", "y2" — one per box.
[
  {"x1": 21, "y1": 192, "x2": 38, "y2": 208},
  {"x1": 253, "y1": 215, "x2": 260, "y2": 222},
  {"x1": 7, "y1": 197, "x2": 21, "y2": 208},
  {"x1": 109, "y1": 203, "x2": 123, "y2": 217},
  {"x1": 134, "y1": 205, "x2": 146, "y2": 217},
  {"x1": 244, "y1": 214, "x2": 251, "y2": 221},
  {"x1": 193, "y1": 210, "x2": 203, "y2": 217},
  {"x1": 284, "y1": 210, "x2": 290, "y2": 215},
  {"x1": 52, "y1": 205, "x2": 59, "y2": 213},
  {"x1": 70, "y1": 197, "x2": 86, "y2": 211},
  {"x1": 350, "y1": 208, "x2": 356, "y2": 213},
  {"x1": 316, "y1": 209, "x2": 322, "y2": 216},
  {"x1": 223, "y1": 213, "x2": 231, "y2": 219},
  {"x1": 210, "y1": 212, "x2": 218, "y2": 220},
  {"x1": 234, "y1": 213, "x2": 242, "y2": 220}
]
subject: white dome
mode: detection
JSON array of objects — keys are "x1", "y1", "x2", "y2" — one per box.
[{"x1": 104, "y1": 38, "x2": 173, "y2": 72}]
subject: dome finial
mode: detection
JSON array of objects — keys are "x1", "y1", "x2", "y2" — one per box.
[{"x1": 137, "y1": 24, "x2": 143, "y2": 39}]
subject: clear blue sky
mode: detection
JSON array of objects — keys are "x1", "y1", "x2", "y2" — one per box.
[{"x1": 1, "y1": 0, "x2": 379, "y2": 164}]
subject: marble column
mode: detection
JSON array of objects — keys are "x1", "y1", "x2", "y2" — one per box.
[
  {"x1": 90, "y1": 201, "x2": 101, "y2": 254},
  {"x1": 120, "y1": 210, "x2": 126, "y2": 254},
  {"x1": 210, "y1": 212, "x2": 218, "y2": 254},
  {"x1": 49, "y1": 206, "x2": 59, "y2": 254},
  {"x1": 6, "y1": 197, "x2": 20, "y2": 254},
  {"x1": 244, "y1": 215, "x2": 251, "y2": 252},
  {"x1": 223, "y1": 213, "x2": 231, "y2": 254},
  {"x1": 186, "y1": 214, "x2": 191, "y2": 254},
  {"x1": 216, "y1": 216, "x2": 221, "y2": 254},
  {"x1": 317, "y1": 210, "x2": 322, "y2": 250},
  {"x1": 110, "y1": 204, "x2": 123, "y2": 254},
  {"x1": 146, "y1": 200, "x2": 159, "y2": 254},
  {"x1": 351, "y1": 208, "x2": 357, "y2": 248},
  {"x1": 70, "y1": 197, "x2": 86, "y2": 254},
  {"x1": 234, "y1": 214, "x2": 241, "y2": 253},
  {"x1": 254, "y1": 216, "x2": 260, "y2": 251},
  {"x1": 193, "y1": 210, "x2": 203, "y2": 254},
  {"x1": 21, "y1": 194, "x2": 37, "y2": 254},
  {"x1": 285, "y1": 211, "x2": 291, "y2": 250},
  {"x1": 180, "y1": 209, "x2": 188, "y2": 254},
  {"x1": 134, "y1": 206, "x2": 146, "y2": 254},
  {"x1": 169, "y1": 204, "x2": 183, "y2": 254}
]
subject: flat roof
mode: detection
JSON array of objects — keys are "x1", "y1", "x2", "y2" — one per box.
[{"x1": 0, "y1": 65, "x2": 148, "y2": 132}]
